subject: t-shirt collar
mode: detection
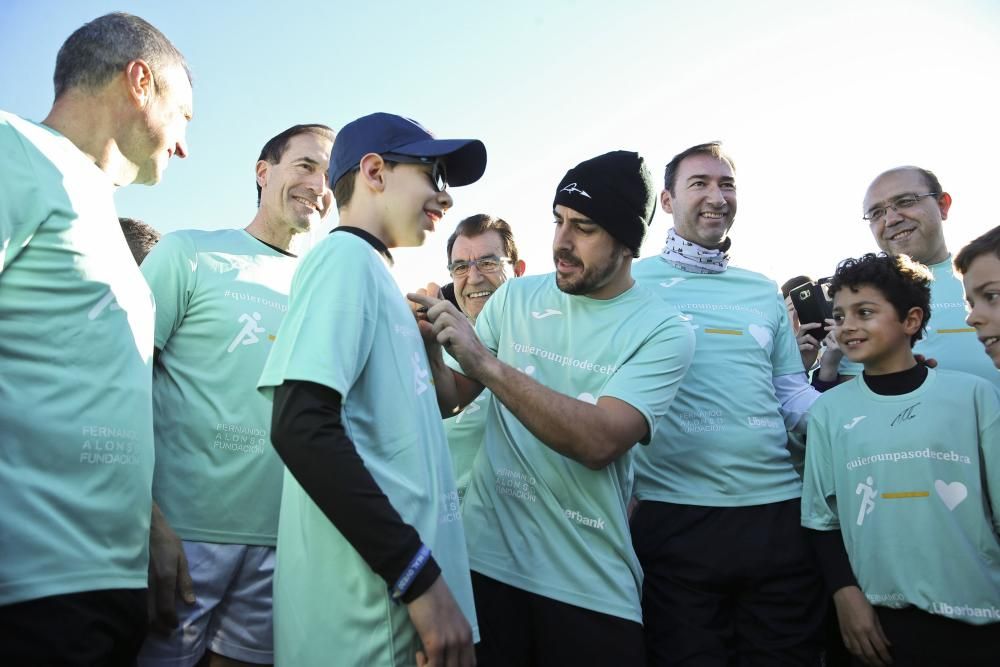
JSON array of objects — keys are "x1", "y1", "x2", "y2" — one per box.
[{"x1": 332, "y1": 226, "x2": 394, "y2": 265}]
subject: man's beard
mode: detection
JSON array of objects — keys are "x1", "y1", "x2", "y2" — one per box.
[{"x1": 553, "y1": 245, "x2": 623, "y2": 296}]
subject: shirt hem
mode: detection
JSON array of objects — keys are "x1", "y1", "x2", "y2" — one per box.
[
  {"x1": 0, "y1": 572, "x2": 147, "y2": 607},
  {"x1": 175, "y1": 528, "x2": 277, "y2": 547},
  {"x1": 633, "y1": 488, "x2": 802, "y2": 507},
  {"x1": 469, "y1": 558, "x2": 641, "y2": 624}
]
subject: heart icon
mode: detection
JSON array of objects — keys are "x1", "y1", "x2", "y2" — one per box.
[
  {"x1": 748, "y1": 324, "x2": 772, "y2": 351},
  {"x1": 577, "y1": 392, "x2": 598, "y2": 404},
  {"x1": 934, "y1": 480, "x2": 968, "y2": 511}
]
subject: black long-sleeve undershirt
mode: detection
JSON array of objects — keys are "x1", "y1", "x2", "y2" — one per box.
[
  {"x1": 270, "y1": 379, "x2": 440, "y2": 603},
  {"x1": 807, "y1": 363, "x2": 928, "y2": 594}
]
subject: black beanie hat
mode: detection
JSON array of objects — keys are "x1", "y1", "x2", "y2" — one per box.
[{"x1": 552, "y1": 150, "x2": 656, "y2": 257}]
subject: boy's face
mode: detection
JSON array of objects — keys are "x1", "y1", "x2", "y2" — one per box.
[
  {"x1": 382, "y1": 161, "x2": 453, "y2": 248},
  {"x1": 962, "y1": 252, "x2": 1000, "y2": 369},
  {"x1": 832, "y1": 284, "x2": 922, "y2": 373}
]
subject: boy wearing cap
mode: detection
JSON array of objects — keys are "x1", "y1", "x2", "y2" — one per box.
[
  {"x1": 411, "y1": 151, "x2": 695, "y2": 665},
  {"x1": 256, "y1": 113, "x2": 485, "y2": 667}
]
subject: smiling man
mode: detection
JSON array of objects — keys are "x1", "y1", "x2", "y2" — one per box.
[
  {"x1": 847, "y1": 167, "x2": 999, "y2": 387},
  {"x1": 439, "y1": 214, "x2": 526, "y2": 502},
  {"x1": 258, "y1": 113, "x2": 486, "y2": 667},
  {"x1": 447, "y1": 214, "x2": 525, "y2": 323},
  {"x1": 412, "y1": 150, "x2": 694, "y2": 666},
  {"x1": 137, "y1": 124, "x2": 334, "y2": 667},
  {"x1": 0, "y1": 12, "x2": 191, "y2": 664},
  {"x1": 631, "y1": 142, "x2": 825, "y2": 665}
]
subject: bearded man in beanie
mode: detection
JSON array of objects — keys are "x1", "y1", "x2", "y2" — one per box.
[
  {"x1": 410, "y1": 150, "x2": 695, "y2": 666},
  {"x1": 631, "y1": 142, "x2": 825, "y2": 665}
]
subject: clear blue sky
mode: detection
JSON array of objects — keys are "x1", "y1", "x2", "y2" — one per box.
[{"x1": 3, "y1": 0, "x2": 999, "y2": 290}]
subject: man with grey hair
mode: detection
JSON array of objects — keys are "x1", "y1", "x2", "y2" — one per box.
[
  {"x1": 414, "y1": 214, "x2": 527, "y2": 503},
  {"x1": 0, "y1": 12, "x2": 191, "y2": 663}
]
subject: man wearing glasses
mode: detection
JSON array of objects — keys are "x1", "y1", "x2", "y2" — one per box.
[
  {"x1": 440, "y1": 215, "x2": 525, "y2": 503},
  {"x1": 447, "y1": 215, "x2": 526, "y2": 324},
  {"x1": 850, "y1": 166, "x2": 998, "y2": 386}
]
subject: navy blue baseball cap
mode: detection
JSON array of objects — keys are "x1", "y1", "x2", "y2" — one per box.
[{"x1": 329, "y1": 112, "x2": 487, "y2": 189}]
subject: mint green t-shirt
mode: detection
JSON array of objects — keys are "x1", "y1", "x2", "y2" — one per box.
[
  {"x1": 0, "y1": 111, "x2": 155, "y2": 606},
  {"x1": 257, "y1": 231, "x2": 477, "y2": 665},
  {"x1": 632, "y1": 258, "x2": 806, "y2": 506},
  {"x1": 459, "y1": 274, "x2": 695, "y2": 622},
  {"x1": 142, "y1": 229, "x2": 296, "y2": 545},
  {"x1": 839, "y1": 258, "x2": 999, "y2": 388},
  {"x1": 801, "y1": 369, "x2": 1000, "y2": 624},
  {"x1": 444, "y1": 389, "x2": 492, "y2": 505}
]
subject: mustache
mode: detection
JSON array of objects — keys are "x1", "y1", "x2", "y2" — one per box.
[{"x1": 553, "y1": 250, "x2": 582, "y2": 266}]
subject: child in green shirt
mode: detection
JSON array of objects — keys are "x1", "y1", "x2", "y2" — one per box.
[
  {"x1": 801, "y1": 253, "x2": 1000, "y2": 666},
  {"x1": 955, "y1": 225, "x2": 1000, "y2": 371}
]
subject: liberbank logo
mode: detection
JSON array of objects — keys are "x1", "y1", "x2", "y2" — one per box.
[
  {"x1": 746, "y1": 415, "x2": 780, "y2": 429},
  {"x1": 564, "y1": 508, "x2": 606, "y2": 531},
  {"x1": 932, "y1": 602, "x2": 1000, "y2": 621}
]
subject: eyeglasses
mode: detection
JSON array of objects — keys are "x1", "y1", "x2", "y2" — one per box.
[
  {"x1": 862, "y1": 193, "x2": 940, "y2": 224},
  {"x1": 448, "y1": 255, "x2": 510, "y2": 277},
  {"x1": 382, "y1": 153, "x2": 448, "y2": 192}
]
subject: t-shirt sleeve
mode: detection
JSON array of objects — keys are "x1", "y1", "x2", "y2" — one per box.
[
  {"x1": 258, "y1": 239, "x2": 376, "y2": 399},
  {"x1": 600, "y1": 313, "x2": 696, "y2": 445},
  {"x1": 771, "y1": 290, "x2": 805, "y2": 376},
  {"x1": 140, "y1": 232, "x2": 197, "y2": 350},
  {"x1": 801, "y1": 398, "x2": 840, "y2": 531},
  {"x1": 0, "y1": 121, "x2": 45, "y2": 274},
  {"x1": 976, "y1": 382, "x2": 1000, "y2": 535}
]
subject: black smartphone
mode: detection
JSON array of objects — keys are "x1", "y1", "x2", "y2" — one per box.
[
  {"x1": 440, "y1": 282, "x2": 460, "y2": 310},
  {"x1": 790, "y1": 279, "x2": 833, "y2": 329}
]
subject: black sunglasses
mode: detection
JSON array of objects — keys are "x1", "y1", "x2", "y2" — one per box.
[{"x1": 382, "y1": 153, "x2": 448, "y2": 192}]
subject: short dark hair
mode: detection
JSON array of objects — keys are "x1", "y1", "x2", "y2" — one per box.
[
  {"x1": 913, "y1": 166, "x2": 943, "y2": 195},
  {"x1": 118, "y1": 217, "x2": 161, "y2": 264},
  {"x1": 873, "y1": 166, "x2": 942, "y2": 197},
  {"x1": 781, "y1": 275, "x2": 813, "y2": 299},
  {"x1": 663, "y1": 142, "x2": 736, "y2": 194},
  {"x1": 332, "y1": 168, "x2": 359, "y2": 211},
  {"x1": 256, "y1": 124, "x2": 335, "y2": 205},
  {"x1": 954, "y1": 225, "x2": 1000, "y2": 275},
  {"x1": 828, "y1": 253, "x2": 932, "y2": 347},
  {"x1": 446, "y1": 214, "x2": 520, "y2": 266},
  {"x1": 54, "y1": 12, "x2": 190, "y2": 100},
  {"x1": 333, "y1": 161, "x2": 405, "y2": 211}
]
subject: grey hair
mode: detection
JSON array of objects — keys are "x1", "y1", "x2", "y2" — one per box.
[
  {"x1": 53, "y1": 12, "x2": 191, "y2": 100},
  {"x1": 118, "y1": 217, "x2": 161, "y2": 264}
]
